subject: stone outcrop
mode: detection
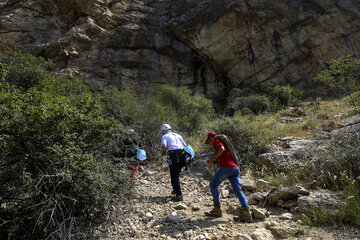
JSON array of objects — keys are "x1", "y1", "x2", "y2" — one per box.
[
  {"x1": 0, "y1": 0, "x2": 359, "y2": 103},
  {"x1": 298, "y1": 189, "x2": 344, "y2": 214},
  {"x1": 256, "y1": 139, "x2": 316, "y2": 170},
  {"x1": 257, "y1": 114, "x2": 360, "y2": 170}
]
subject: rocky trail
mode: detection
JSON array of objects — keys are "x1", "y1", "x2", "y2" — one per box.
[{"x1": 95, "y1": 158, "x2": 360, "y2": 240}]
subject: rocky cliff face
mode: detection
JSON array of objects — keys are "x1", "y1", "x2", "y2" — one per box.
[{"x1": 1, "y1": 0, "x2": 359, "y2": 102}]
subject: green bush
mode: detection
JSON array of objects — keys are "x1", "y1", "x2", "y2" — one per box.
[
  {"x1": 270, "y1": 85, "x2": 303, "y2": 108},
  {"x1": 234, "y1": 94, "x2": 272, "y2": 114},
  {"x1": 101, "y1": 87, "x2": 143, "y2": 127},
  {"x1": 98, "y1": 85, "x2": 214, "y2": 160},
  {"x1": 314, "y1": 54, "x2": 360, "y2": 112},
  {"x1": 349, "y1": 91, "x2": 360, "y2": 111},
  {"x1": 212, "y1": 116, "x2": 274, "y2": 165},
  {"x1": 155, "y1": 86, "x2": 214, "y2": 134},
  {"x1": 0, "y1": 50, "x2": 52, "y2": 90},
  {"x1": 0, "y1": 52, "x2": 132, "y2": 239}
]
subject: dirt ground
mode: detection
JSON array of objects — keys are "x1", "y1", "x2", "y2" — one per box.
[{"x1": 95, "y1": 162, "x2": 360, "y2": 240}]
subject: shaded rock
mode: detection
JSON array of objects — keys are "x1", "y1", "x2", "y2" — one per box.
[
  {"x1": 268, "y1": 226, "x2": 291, "y2": 239},
  {"x1": 248, "y1": 192, "x2": 266, "y2": 206},
  {"x1": 166, "y1": 214, "x2": 181, "y2": 223},
  {"x1": 1, "y1": 0, "x2": 359, "y2": 103},
  {"x1": 267, "y1": 186, "x2": 310, "y2": 206},
  {"x1": 257, "y1": 140, "x2": 316, "y2": 170},
  {"x1": 191, "y1": 204, "x2": 201, "y2": 212},
  {"x1": 252, "y1": 208, "x2": 267, "y2": 220},
  {"x1": 282, "y1": 200, "x2": 298, "y2": 210},
  {"x1": 338, "y1": 114, "x2": 360, "y2": 127},
  {"x1": 236, "y1": 233, "x2": 253, "y2": 240},
  {"x1": 321, "y1": 120, "x2": 337, "y2": 132},
  {"x1": 226, "y1": 205, "x2": 238, "y2": 215},
  {"x1": 330, "y1": 114, "x2": 360, "y2": 140},
  {"x1": 298, "y1": 189, "x2": 344, "y2": 214},
  {"x1": 173, "y1": 203, "x2": 187, "y2": 210},
  {"x1": 279, "y1": 212, "x2": 293, "y2": 220},
  {"x1": 251, "y1": 229, "x2": 275, "y2": 240},
  {"x1": 241, "y1": 178, "x2": 257, "y2": 192}
]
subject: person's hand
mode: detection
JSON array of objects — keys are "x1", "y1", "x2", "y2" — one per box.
[{"x1": 207, "y1": 156, "x2": 216, "y2": 166}]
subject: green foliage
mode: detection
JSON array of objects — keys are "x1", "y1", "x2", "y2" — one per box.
[
  {"x1": 314, "y1": 55, "x2": 360, "y2": 111},
  {"x1": 303, "y1": 174, "x2": 360, "y2": 227},
  {"x1": 270, "y1": 85, "x2": 303, "y2": 108},
  {"x1": 155, "y1": 86, "x2": 214, "y2": 134},
  {"x1": 265, "y1": 170, "x2": 301, "y2": 187},
  {"x1": 234, "y1": 94, "x2": 272, "y2": 114},
  {"x1": 212, "y1": 116, "x2": 274, "y2": 165},
  {"x1": 0, "y1": 50, "x2": 52, "y2": 90},
  {"x1": 98, "y1": 85, "x2": 214, "y2": 159},
  {"x1": 349, "y1": 91, "x2": 360, "y2": 112},
  {"x1": 273, "y1": 130, "x2": 360, "y2": 226},
  {"x1": 101, "y1": 87, "x2": 143, "y2": 127},
  {"x1": 0, "y1": 52, "x2": 132, "y2": 239}
]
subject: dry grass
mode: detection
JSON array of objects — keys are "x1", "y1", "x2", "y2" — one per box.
[{"x1": 246, "y1": 96, "x2": 355, "y2": 140}]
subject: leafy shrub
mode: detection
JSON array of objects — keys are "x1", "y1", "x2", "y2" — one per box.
[
  {"x1": 212, "y1": 116, "x2": 274, "y2": 165},
  {"x1": 233, "y1": 94, "x2": 272, "y2": 114},
  {"x1": 154, "y1": 86, "x2": 214, "y2": 134},
  {"x1": 101, "y1": 87, "x2": 143, "y2": 127},
  {"x1": 0, "y1": 53, "x2": 132, "y2": 239},
  {"x1": 349, "y1": 91, "x2": 360, "y2": 111},
  {"x1": 0, "y1": 50, "x2": 52, "y2": 89},
  {"x1": 314, "y1": 54, "x2": 360, "y2": 112},
  {"x1": 270, "y1": 85, "x2": 303, "y2": 108},
  {"x1": 98, "y1": 85, "x2": 214, "y2": 159}
]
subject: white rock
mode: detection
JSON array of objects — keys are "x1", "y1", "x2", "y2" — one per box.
[
  {"x1": 166, "y1": 214, "x2": 180, "y2": 223},
  {"x1": 237, "y1": 233, "x2": 253, "y2": 240},
  {"x1": 251, "y1": 229, "x2": 275, "y2": 240},
  {"x1": 195, "y1": 234, "x2": 206, "y2": 240},
  {"x1": 184, "y1": 230, "x2": 193, "y2": 238},
  {"x1": 279, "y1": 212, "x2": 293, "y2": 220},
  {"x1": 252, "y1": 208, "x2": 267, "y2": 220},
  {"x1": 173, "y1": 203, "x2": 187, "y2": 210}
]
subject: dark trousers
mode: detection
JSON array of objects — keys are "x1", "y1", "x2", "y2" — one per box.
[{"x1": 168, "y1": 149, "x2": 183, "y2": 196}]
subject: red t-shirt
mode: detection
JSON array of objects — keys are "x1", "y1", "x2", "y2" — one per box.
[{"x1": 213, "y1": 138, "x2": 238, "y2": 167}]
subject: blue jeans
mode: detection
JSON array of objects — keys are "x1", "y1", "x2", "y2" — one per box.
[{"x1": 210, "y1": 167, "x2": 249, "y2": 207}]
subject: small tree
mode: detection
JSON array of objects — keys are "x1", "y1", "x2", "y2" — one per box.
[{"x1": 314, "y1": 55, "x2": 360, "y2": 112}]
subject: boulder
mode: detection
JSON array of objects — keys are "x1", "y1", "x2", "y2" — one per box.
[
  {"x1": 298, "y1": 189, "x2": 344, "y2": 214},
  {"x1": 267, "y1": 186, "x2": 310, "y2": 206},
  {"x1": 257, "y1": 139, "x2": 316, "y2": 170}
]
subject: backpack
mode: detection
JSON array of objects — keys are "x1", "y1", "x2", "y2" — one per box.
[
  {"x1": 212, "y1": 134, "x2": 240, "y2": 165},
  {"x1": 171, "y1": 133, "x2": 195, "y2": 170},
  {"x1": 180, "y1": 150, "x2": 192, "y2": 170}
]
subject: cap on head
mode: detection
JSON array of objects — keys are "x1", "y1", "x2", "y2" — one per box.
[
  {"x1": 160, "y1": 123, "x2": 171, "y2": 134},
  {"x1": 205, "y1": 132, "x2": 217, "y2": 144}
]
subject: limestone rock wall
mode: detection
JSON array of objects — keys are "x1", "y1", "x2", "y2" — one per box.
[{"x1": 0, "y1": 0, "x2": 359, "y2": 101}]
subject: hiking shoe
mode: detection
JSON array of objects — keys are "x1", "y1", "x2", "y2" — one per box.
[
  {"x1": 205, "y1": 203, "x2": 222, "y2": 217},
  {"x1": 234, "y1": 206, "x2": 252, "y2": 222},
  {"x1": 171, "y1": 195, "x2": 183, "y2": 201}
]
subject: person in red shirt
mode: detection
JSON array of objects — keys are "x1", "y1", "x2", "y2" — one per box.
[{"x1": 204, "y1": 132, "x2": 252, "y2": 221}]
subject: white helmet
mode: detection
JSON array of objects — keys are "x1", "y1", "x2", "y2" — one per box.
[{"x1": 160, "y1": 123, "x2": 171, "y2": 133}]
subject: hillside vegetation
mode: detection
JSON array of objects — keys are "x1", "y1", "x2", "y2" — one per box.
[{"x1": 0, "y1": 51, "x2": 359, "y2": 239}]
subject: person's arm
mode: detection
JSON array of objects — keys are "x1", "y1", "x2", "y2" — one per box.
[
  {"x1": 162, "y1": 144, "x2": 168, "y2": 156},
  {"x1": 208, "y1": 146, "x2": 225, "y2": 166}
]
